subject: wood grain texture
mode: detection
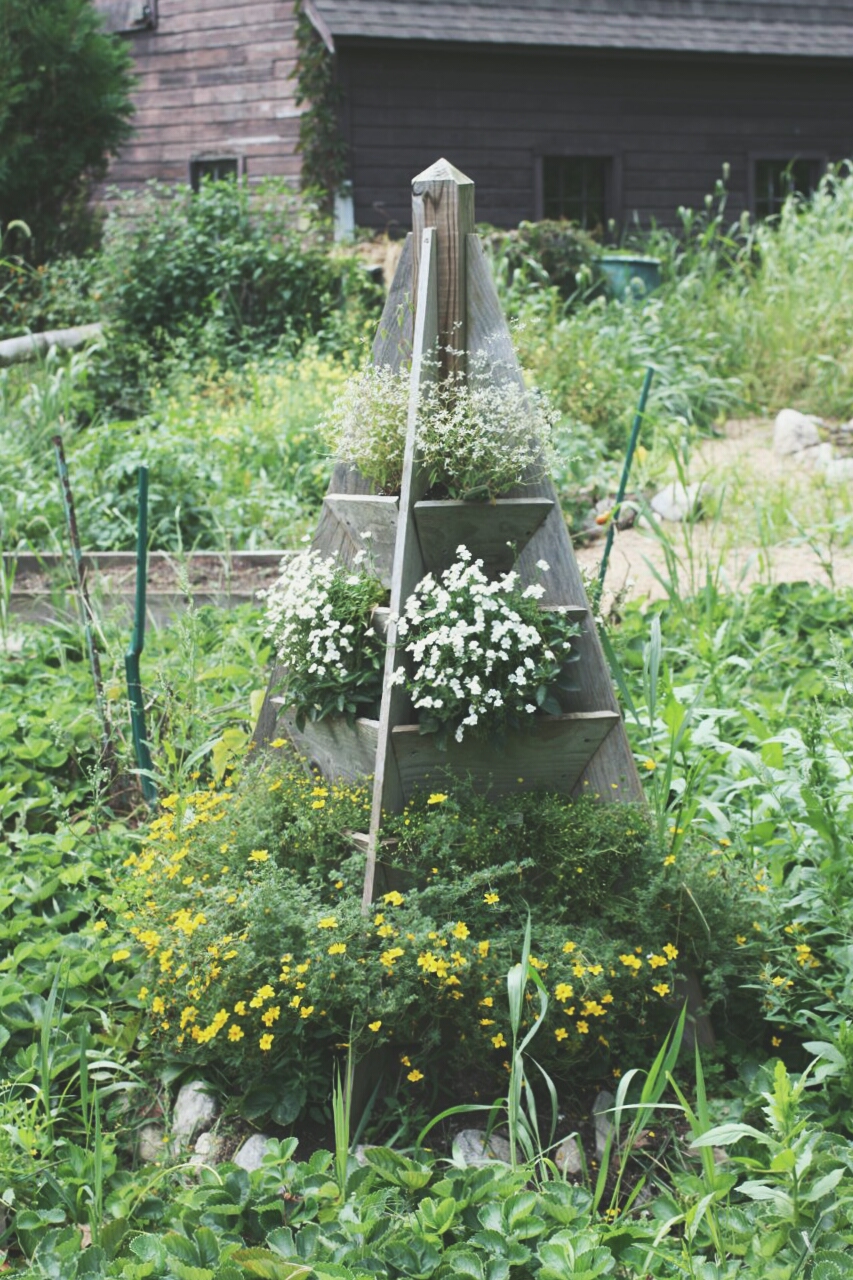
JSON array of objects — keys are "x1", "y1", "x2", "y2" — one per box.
[
  {"x1": 363, "y1": 226, "x2": 438, "y2": 906},
  {"x1": 372, "y1": 233, "x2": 414, "y2": 369},
  {"x1": 411, "y1": 159, "x2": 475, "y2": 377},
  {"x1": 391, "y1": 712, "x2": 619, "y2": 801},
  {"x1": 413, "y1": 497, "x2": 553, "y2": 577},
  {"x1": 466, "y1": 234, "x2": 645, "y2": 804},
  {"x1": 323, "y1": 495, "x2": 399, "y2": 586},
  {"x1": 279, "y1": 710, "x2": 379, "y2": 782}
]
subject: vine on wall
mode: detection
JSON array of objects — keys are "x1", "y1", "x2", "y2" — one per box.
[{"x1": 292, "y1": 0, "x2": 349, "y2": 210}]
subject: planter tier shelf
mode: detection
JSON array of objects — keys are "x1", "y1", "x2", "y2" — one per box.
[{"x1": 255, "y1": 158, "x2": 644, "y2": 907}]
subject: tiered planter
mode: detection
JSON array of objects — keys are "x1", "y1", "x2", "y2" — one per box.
[{"x1": 256, "y1": 159, "x2": 644, "y2": 907}]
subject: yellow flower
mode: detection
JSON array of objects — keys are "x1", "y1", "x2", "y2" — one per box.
[
  {"x1": 259, "y1": 1034, "x2": 274, "y2": 1051},
  {"x1": 300, "y1": 1005, "x2": 314, "y2": 1019},
  {"x1": 383, "y1": 891, "x2": 405, "y2": 907},
  {"x1": 771, "y1": 1036, "x2": 782, "y2": 1047},
  {"x1": 588, "y1": 964, "x2": 603, "y2": 976},
  {"x1": 289, "y1": 995, "x2": 301, "y2": 1008},
  {"x1": 427, "y1": 793, "x2": 448, "y2": 805},
  {"x1": 480, "y1": 1018, "x2": 495, "y2": 1027},
  {"x1": 262, "y1": 1006, "x2": 281, "y2": 1026},
  {"x1": 270, "y1": 738, "x2": 287, "y2": 748},
  {"x1": 619, "y1": 953, "x2": 643, "y2": 971},
  {"x1": 111, "y1": 949, "x2": 131, "y2": 962},
  {"x1": 555, "y1": 983, "x2": 574, "y2": 1002},
  {"x1": 648, "y1": 954, "x2": 668, "y2": 969},
  {"x1": 407, "y1": 1069, "x2": 424, "y2": 1082},
  {"x1": 663, "y1": 943, "x2": 679, "y2": 961},
  {"x1": 317, "y1": 916, "x2": 338, "y2": 929},
  {"x1": 663, "y1": 855, "x2": 676, "y2": 867},
  {"x1": 562, "y1": 941, "x2": 576, "y2": 953},
  {"x1": 555, "y1": 1027, "x2": 568, "y2": 1041},
  {"x1": 491, "y1": 1032, "x2": 507, "y2": 1049},
  {"x1": 256, "y1": 984, "x2": 275, "y2": 1001},
  {"x1": 576, "y1": 1020, "x2": 589, "y2": 1035},
  {"x1": 138, "y1": 986, "x2": 149, "y2": 1001},
  {"x1": 380, "y1": 947, "x2": 405, "y2": 968},
  {"x1": 228, "y1": 1025, "x2": 244, "y2": 1042},
  {"x1": 328, "y1": 942, "x2": 346, "y2": 955},
  {"x1": 484, "y1": 892, "x2": 500, "y2": 905},
  {"x1": 152, "y1": 996, "x2": 165, "y2": 1015},
  {"x1": 93, "y1": 921, "x2": 107, "y2": 933},
  {"x1": 643, "y1": 759, "x2": 657, "y2": 771},
  {"x1": 400, "y1": 1054, "x2": 411, "y2": 1066},
  {"x1": 234, "y1": 1001, "x2": 246, "y2": 1016},
  {"x1": 480, "y1": 996, "x2": 494, "y2": 1008},
  {"x1": 736, "y1": 935, "x2": 747, "y2": 945},
  {"x1": 478, "y1": 940, "x2": 490, "y2": 957},
  {"x1": 368, "y1": 1020, "x2": 382, "y2": 1032},
  {"x1": 653, "y1": 983, "x2": 670, "y2": 997},
  {"x1": 452, "y1": 921, "x2": 470, "y2": 940},
  {"x1": 248, "y1": 849, "x2": 269, "y2": 862},
  {"x1": 311, "y1": 799, "x2": 326, "y2": 809}
]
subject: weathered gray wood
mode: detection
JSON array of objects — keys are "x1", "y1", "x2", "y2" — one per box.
[
  {"x1": 466, "y1": 234, "x2": 645, "y2": 803},
  {"x1": 412, "y1": 159, "x2": 474, "y2": 378},
  {"x1": 391, "y1": 711, "x2": 619, "y2": 802},
  {"x1": 278, "y1": 709, "x2": 379, "y2": 783},
  {"x1": 0, "y1": 324, "x2": 103, "y2": 366},
  {"x1": 363, "y1": 226, "x2": 438, "y2": 907},
  {"x1": 372, "y1": 233, "x2": 414, "y2": 370},
  {"x1": 322, "y1": 495, "x2": 399, "y2": 586},
  {"x1": 413, "y1": 497, "x2": 554, "y2": 578}
]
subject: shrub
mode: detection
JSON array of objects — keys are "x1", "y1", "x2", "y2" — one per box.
[{"x1": 0, "y1": 0, "x2": 135, "y2": 262}]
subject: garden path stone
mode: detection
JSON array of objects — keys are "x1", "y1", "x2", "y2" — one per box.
[
  {"x1": 139, "y1": 1123, "x2": 166, "y2": 1163},
  {"x1": 172, "y1": 1081, "x2": 218, "y2": 1145},
  {"x1": 453, "y1": 1129, "x2": 513, "y2": 1165},
  {"x1": 650, "y1": 481, "x2": 708, "y2": 522},
  {"x1": 554, "y1": 1136, "x2": 583, "y2": 1176},
  {"x1": 592, "y1": 1090, "x2": 615, "y2": 1158},
  {"x1": 191, "y1": 1132, "x2": 222, "y2": 1167},
  {"x1": 773, "y1": 408, "x2": 821, "y2": 455},
  {"x1": 823, "y1": 456, "x2": 853, "y2": 483},
  {"x1": 233, "y1": 1133, "x2": 275, "y2": 1171}
]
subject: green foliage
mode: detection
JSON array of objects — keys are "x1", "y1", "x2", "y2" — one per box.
[
  {"x1": 482, "y1": 219, "x2": 603, "y2": 302},
  {"x1": 0, "y1": 0, "x2": 135, "y2": 261},
  {"x1": 292, "y1": 0, "x2": 348, "y2": 207}
]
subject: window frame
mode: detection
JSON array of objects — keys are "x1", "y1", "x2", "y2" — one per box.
[
  {"x1": 534, "y1": 151, "x2": 621, "y2": 229},
  {"x1": 748, "y1": 153, "x2": 826, "y2": 219},
  {"x1": 189, "y1": 155, "x2": 245, "y2": 193}
]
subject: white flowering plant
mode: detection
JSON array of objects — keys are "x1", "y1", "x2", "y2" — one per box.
[
  {"x1": 262, "y1": 550, "x2": 386, "y2": 730},
  {"x1": 322, "y1": 355, "x2": 556, "y2": 499},
  {"x1": 392, "y1": 547, "x2": 581, "y2": 747}
]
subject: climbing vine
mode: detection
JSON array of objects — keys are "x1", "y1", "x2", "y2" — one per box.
[{"x1": 292, "y1": 0, "x2": 349, "y2": 209}]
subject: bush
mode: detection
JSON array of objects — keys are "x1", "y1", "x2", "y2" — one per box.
[
  {"x1": 116, "y1": 756, "x2": 755, "y2": 1124},
  {"x1": 483, "y1": 219, "x2": 603, "y2": 302},
  {"x1": 0, "y1": 0, "x2": 134, "y2": 262}
]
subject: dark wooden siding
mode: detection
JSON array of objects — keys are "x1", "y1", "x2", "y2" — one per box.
[
  {"x1": 103, "y1": 0, "x2": 302, "y2": 192},
  {"x1": 337, "y1": 44, "x2": 853, "y2": 230}
]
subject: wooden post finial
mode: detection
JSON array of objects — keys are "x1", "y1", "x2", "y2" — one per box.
[{"x1": 412, "y1": 158, "x2": 475, "y2": 376}]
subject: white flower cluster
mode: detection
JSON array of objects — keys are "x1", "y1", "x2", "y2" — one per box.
[
  {"x1": 322, "y1": 355, "x2": 555, "y2": 500},
  {"x1": 392, "y1": 547, "x2": 576, "y2": 744},
  {"x1": 261, "y1": 549, "x2": 384, "y2": 725}
]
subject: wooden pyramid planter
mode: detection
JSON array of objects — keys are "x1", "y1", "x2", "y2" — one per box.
[{"x1": 256, "y1": 159, "x2": 644, "y2": 907}]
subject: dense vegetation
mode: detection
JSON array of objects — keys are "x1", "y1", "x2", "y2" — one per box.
[{"x1": 2, "y1": 172, "x2": 853, "y2": 1276}]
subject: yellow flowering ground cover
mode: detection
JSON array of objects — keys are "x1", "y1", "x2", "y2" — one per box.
[{"x1": 108, "y1": 751, "x2": 758, "y2": 1122}]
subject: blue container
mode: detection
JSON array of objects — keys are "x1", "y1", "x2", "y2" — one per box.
[{"x1": 599, "y1": 254, "x2": 662, "y2": 300}]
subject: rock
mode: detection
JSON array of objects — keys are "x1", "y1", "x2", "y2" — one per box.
[
  {"x1": 592, "y1": 1091, "x2": 615, "y2": 1158},
  {"x1": 233, "y1": 1133, "x2": 275, "y2": 1172},
  {"x1": 138, "y1": 1123, "x2": 166, "y2": 1163},
  {"x1": 553, "y1": 1135, "x2": 583, "y2": 1176},
  {"x1": 773, "y1": 408, "x2": 820, "y2": 455},
  {"x1": 190, "y1": 1131, "x2": 221, "y2": 1167},
  {"x1": 172, "y1": 1081, "x2": 218, "y2": 1146},
  {"x1": 810, "y1": 442, "x2": 836, "y2": 470},
  {"x1": 650, "y1": 481, "x2": 708, "y2": 522},
  {"x1": 452, "y1": 1128, "x2": 513, "y2": 1166},
  {"x1": 823, "y1": 457, "x2": 853, "y2": 484}
]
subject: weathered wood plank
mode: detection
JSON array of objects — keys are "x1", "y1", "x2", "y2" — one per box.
[
  {"x1": 413, "y1": 497, "x2": 554, "y2": 578},
  {"x1": 412, "y1": 158, "x2": 474, "y2": 378},
  {"x1": 372, "y1": 233, "x2": 414, "y2": 369},
  {"x1": 391, "y1": 711, "x2": 619, "y2": 802},
  {"x1": 278, "y1": 710, "x2": 379, "y2": 783},
  {"x1": 323, "y1": 495, "x2": 399, "y2": 586},
  {"x1": 363, "y1": 225, "x2": 438, "y2": 906}
]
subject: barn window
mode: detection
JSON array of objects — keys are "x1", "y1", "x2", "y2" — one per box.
[
  {"x1": 542, "y1": 157, "x2": 609, "y2": 229},
  {"x1": 189, "y1": 157, "x2": 241, "y2": 192},
  {"x1": 753, "y1": 159, "x2": 821, "y2": 218}
]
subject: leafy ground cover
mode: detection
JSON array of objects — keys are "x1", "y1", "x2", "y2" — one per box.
[{"x1": 4, "y1": 174, "x2": 853, "y2": 1274}]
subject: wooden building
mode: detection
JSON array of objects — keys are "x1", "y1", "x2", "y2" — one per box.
[
  {"x1": 93, "y1": 0, "x2": 302, "y2": 192},
  {"x1": 93, "y1": 0, "x2": 853, "y2": 232},
  {"x1": 304, "y1": 0, "x2": 853, "y2": 231}
]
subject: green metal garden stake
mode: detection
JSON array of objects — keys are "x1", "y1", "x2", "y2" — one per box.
[
  {"x1": 125, "y1": 465, "x2": 157, "y2": 806},
  {"x1": 595, "y1": 364, "x2": 655, "y2": 607}
]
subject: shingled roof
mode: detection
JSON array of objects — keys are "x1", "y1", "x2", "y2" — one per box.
[{"x1": 305, "y1": 0, "x2": 853, "y2": 58}]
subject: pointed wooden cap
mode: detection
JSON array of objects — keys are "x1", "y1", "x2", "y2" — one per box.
[{"x1": 412, "y1": 158, "x2": 474, "y2": 187}]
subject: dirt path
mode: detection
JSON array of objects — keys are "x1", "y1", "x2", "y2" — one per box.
[{"x1": 575, "y1": 418, "x2": 853, "y2": 605}]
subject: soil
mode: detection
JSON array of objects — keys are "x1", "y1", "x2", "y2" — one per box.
[{"x1": 575, "y1": 417, "x2": 853, "y2": 608}]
